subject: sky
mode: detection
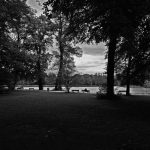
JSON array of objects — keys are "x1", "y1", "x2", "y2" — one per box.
[{"x1": 27, "y1": 0, "x2": 107, "y2": 74}]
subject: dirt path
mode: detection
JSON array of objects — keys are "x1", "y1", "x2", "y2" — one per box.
[{"x1": 0, "y1": 91, "x2": 150, "y2": 150}]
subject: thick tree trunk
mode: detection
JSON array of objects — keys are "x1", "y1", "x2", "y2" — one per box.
[
  {"x1": 126, "y1": 56, "x2": 131, "y2": 96},
  {"x1": 55, "y1": 69, "x2": 63, "y2": 90},
  {"x1": 107, "y1": 34, "x2": 117, "y2": 97},
  {"x1": 55, "y1": 14, "x2": 64, "y2": 91},
  {"x1": 12, "y1": 72, "x2": 18, "y2": 90},
  {"x1": 55, "y1": 46, "x2": 63, "y2": 91},
  {"x1": 38, "y1": 77, "x2": 43, "y2": 90},
  {"x1": 37, "y1": 53, "x2": 43, "y2": 90}
]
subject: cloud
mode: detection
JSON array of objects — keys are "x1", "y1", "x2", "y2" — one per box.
[
  {"x1": 74, "y1": 54, "x2": 106, "y2": 74},
  {"x1": 80, "y1": 42, "x2": 107, "y2": 56},
  {"x1": 27, "y1": 0, "x2": 46, "y2": 16},
  {"x1": 74, "y1": 43, "x2": 107, "y2": 74}
]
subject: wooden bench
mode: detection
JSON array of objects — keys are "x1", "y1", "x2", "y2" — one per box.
[
  {"x1": 72, "y1": 90, "x2": 79, "y2": 93},
  {"x1": 17, "y1": 87, "x2": 23, "y2": 90},
  {"x1": 29, "y1": 88, "x2": 34, "y2": 90},
  {"x1": 117, "y1": 90, "x2": 126, "y2": 95},
  {"x1": 82, "y1": 89, "x2": 90, "y2": 93}
]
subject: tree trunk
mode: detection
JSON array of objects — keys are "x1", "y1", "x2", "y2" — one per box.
[
  {"x1": 126, "y1": 56, "x2": 131, "y2": 96},
  {"x1": 12, "y1": 72, "x2": 18, "y2": 90},
  {"x1": 38, "y1": 77, "x2": 43, "y2": 90},
  {"x1": 55, "y1": 46, "x2": 63, "y2": 91},
  {"x1": 55, "y1": 14, "x2": 64, "y2": 91},
  {"x1": 55, "y1": 70, "x2": 63, "y2": 90},
  {"x1": 37, "y1": 53, "x2": 43, "y2": 90},
  {"x1": 107, "y1": 34, "x2": 117, "y2": 97}
]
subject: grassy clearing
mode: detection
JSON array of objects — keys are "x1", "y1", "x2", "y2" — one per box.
[{"x1": 0, "y1": 91, "x2": 150, "y2": 150}]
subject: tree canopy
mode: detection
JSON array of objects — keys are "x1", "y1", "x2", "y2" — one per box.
[
  {"x1": 0, "y1": 0, "x2": 35, "y2": 89},
  {"x1": 45, "y1": 11, "x2": 82, "y2": 90},
  {"x1": 44, "y1": 0, "x2": 150, "y2": 96}
]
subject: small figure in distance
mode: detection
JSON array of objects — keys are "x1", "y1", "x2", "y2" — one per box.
[
  {"x1": 84, "y1": 88, "x2": 88, "y2": 92},
  {"x1": 82, "y1": 88, "x2": 90, "y2": 93}
]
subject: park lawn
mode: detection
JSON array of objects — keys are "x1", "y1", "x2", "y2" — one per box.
[{"x1": 0, "y1": 91, "x2": 150, "y2": 150}]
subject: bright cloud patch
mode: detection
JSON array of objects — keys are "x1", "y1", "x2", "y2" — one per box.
[
  {"x1": 27, "y1": 0, "x2": 46, "y2": 16},
  {"x1": 74, "y1": 54, "x2": 106, "y2": 74},
  {"x1": 81, "y1": 43, "x2": 106, "y2": 56},
  {"x1": 74, "y1": 43, "x2": 107, "y2": 74}
]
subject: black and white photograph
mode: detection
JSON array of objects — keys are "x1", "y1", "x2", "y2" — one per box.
[{"x1": 1, "y1": 0, "x2": 150, "y2": 149}]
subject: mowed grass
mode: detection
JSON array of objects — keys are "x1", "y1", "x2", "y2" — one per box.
[{"x1": 0, "y1": 91, "x2": 150, "y2": 150}]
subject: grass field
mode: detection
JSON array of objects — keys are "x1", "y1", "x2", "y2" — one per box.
[{"x1": 0, "y1": 91, "x2": 150, "y2": 150}]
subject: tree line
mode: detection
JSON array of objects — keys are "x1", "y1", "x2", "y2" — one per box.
[{"x1": 18, "y1": 73, "x2": 107, "y2": 86}]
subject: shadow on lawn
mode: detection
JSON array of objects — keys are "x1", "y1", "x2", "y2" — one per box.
[{"x1": 1, "y1": 92, "x2": 150, "y2": 149}]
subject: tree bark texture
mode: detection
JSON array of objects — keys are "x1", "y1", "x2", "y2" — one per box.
[
  {"x1": 55, "y1": 14, "x2": 64, "y2": 91},
  {"x1": 55, "y1": 45, "x2": 64, "y2": 91},
  {"x1": 37, "y1": 46, "x2": 43, "y2": 90},
  {"x1": 107, "y1": 34, "x2": 117, "y2": 97},
  {"x1": 126, "y1": 55, "x2": 131, "y2": 96}
]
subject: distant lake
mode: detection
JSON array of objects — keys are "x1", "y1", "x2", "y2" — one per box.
[{"x1": 15, "y1": 85, "x2": 150, "y2": 95}]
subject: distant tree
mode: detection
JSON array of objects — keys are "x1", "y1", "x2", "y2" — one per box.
[
  {"x1": 71, "y1": 74, "x2": 82, "y2": 86},
  {"x1": 67, "y1": 73, "x2": 106, "y2": 86},
  {"x1": 45, "y1": 73, "x2": 56, "y2": 85}
]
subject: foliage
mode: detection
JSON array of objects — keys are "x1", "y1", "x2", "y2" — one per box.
[
  {"x1": 19, "y1": 73, "x2": 107, "y2": 86},
  {"x1": 23, "y1": 15, "x2": 53, "y2": 90},
  {"x1": 0, "y1": 0, "x2": 35, "y2": 89},
  {"x1": 44, "y1": 0, "x2": 150, "y2": 96},
  {"x1": 45, "y1": 11, "x2": 82, "y2": 90},
  {"x1": 115, "y1": 16, "x2": 150, "y2": 87},
  {"x1": 62, "y1": 55, "x2": 77, "y2": 92},
  {"x1": 0, "y1": 1, "x2": 54, "y2": 91}
]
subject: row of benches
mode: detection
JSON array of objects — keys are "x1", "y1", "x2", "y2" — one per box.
[
  {"x1": 16, "y1": 87, "x2": 90, "y2": 93},
  {"x1": 16, "y1": 87, "x2": 34, "y2": 90}
]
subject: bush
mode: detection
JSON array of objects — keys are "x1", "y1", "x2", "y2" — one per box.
[
  {"x1": 96, "y1": 91, "x2": 122, "y2": 100},
  {"x1": 96, "y1": 92, "x2": 108, "y2": 99}
]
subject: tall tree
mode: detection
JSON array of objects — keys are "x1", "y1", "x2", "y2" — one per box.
[
  {"x1": 45, "y1": 12, "x2": 82, "y2": 90},
  {"x1": 0, "y1": 0, "x2": 35, "y2": 89},
  {"x1": 127, "y1": 16, "x2": 150, "y2": 87},
  {"x1": 24, "y1": 15, "x2": 53, "y2": 90},
  {"x1": 115, "y1": 15, "x2": 150, "y2": 95},
  {"x1": 115, "y1": 37, "x2": 136, "y2": 95},
  {"x1": 51, "y1": 44, "x2": 82, "y2": 90}
]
